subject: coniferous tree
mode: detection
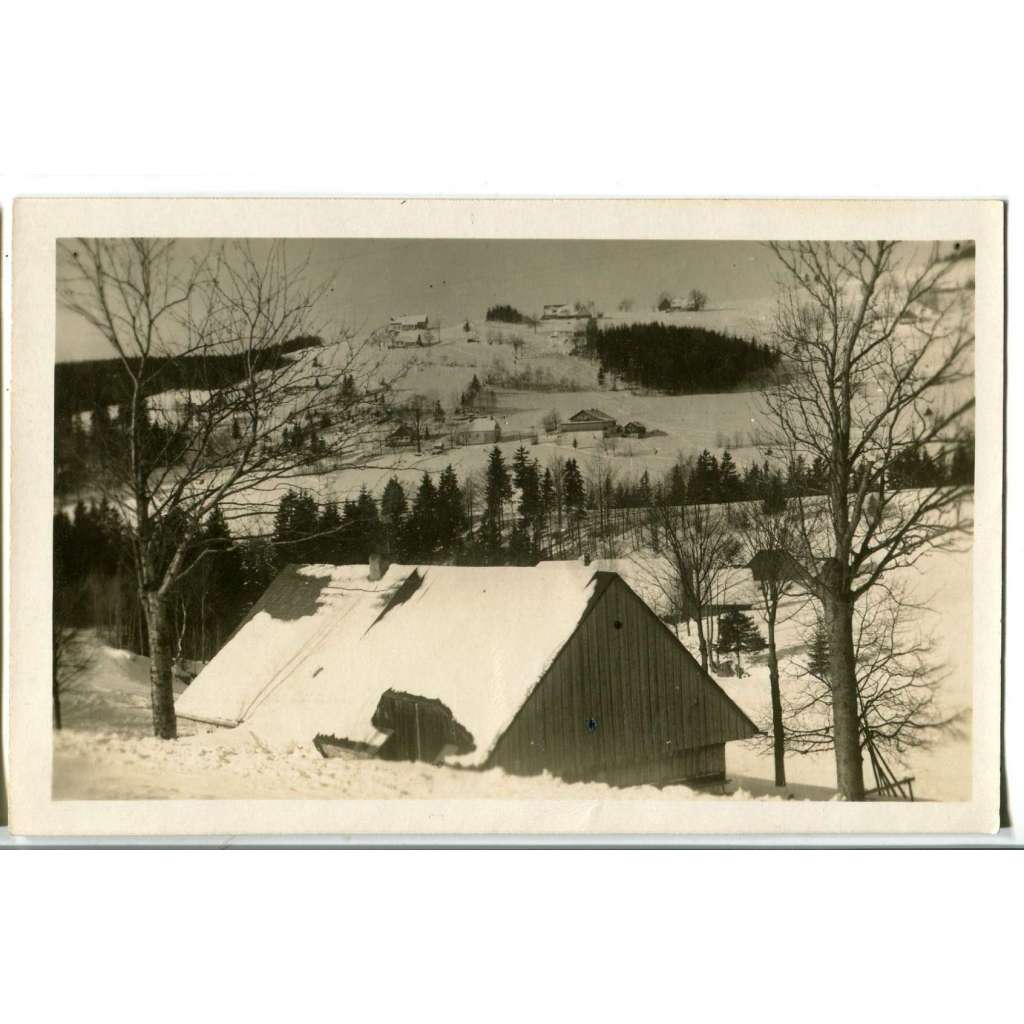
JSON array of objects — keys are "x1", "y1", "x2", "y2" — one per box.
[
  {"x1": 511, "y1": 445, "x2": 531, "y2": 492},
  {"x1": 380, "y1": 476, "x2": 408, "y2": 555},
  {"x1": 316, "y1": 500, "x2": 345, "y2": 564},
  {"x1": 339, "y1": 498, "x2": 359, "y2": 562},
  {"x1": 562, "y1": 458, "x2": 586, "y2": 551},
  {"x1": 689, "y1": 449, "x2": 720, "y2": 504},
  {"x1": 716, "y1": 609, "x2": 767, "y2": 675},
  {"x1": 518, "y1": 459, "x2": 543, "y2": 545},
  {"x1": 482, "y1": 446, "x2": 512, "y2": 551},
  {"x1": 436, "y1": 464, "x2": 467, "y2": 553},
  {"x1": 238, "y1": 539, "x2": 278, "y2": 610},
  {"x1": 638, "y1": 470, "x2": 652, "y2": 507},
  {"x1": 540, "y1": 467, "x2": 556, "y2": 542},
  {"x1": 663, "y1": 461, "x2": 688, "y2": 506},
  {"x1": 582, "y1": 319, "x2": 779, "y2": 393},
  {"x1": 507, "y1": 525, "x2": 534, "y2": 565},
  {"x1": 354, "y1": 485, "x2": 382, "y2": 559},
  {"x1": 404, "y1": 473, "x2": 439, "y2": 560},
  {"x1": 272, "y1": 490, "x2": 319, "y2": 564},
  {"x1": 806, "y1": 619, "x2": 831, "y2": 682},
  {"x1": 718, "y1": 450, "x2": 741, "y2": 503}
]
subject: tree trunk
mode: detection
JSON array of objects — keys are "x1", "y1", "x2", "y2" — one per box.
[
  {"x1": 766, "y1": 608, "x2": 786, "y2": 787},
  {"x1": 825, "y1": 590, "x2": 864, "y2": 800},
  {"x1": 695, "y1": 613, "x2": 709, "y2": 673},
  {"x1": 145, "y1": 592, "x2": 178, "y2": 739},
  {"x1": 53, "y1": 676, "x2": 63, "y2": 731}
]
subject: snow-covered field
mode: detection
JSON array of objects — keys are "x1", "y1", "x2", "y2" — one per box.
[
  {"x1": 597, "y1": 534, "x2": 974, "y2": 803},
  {"x1": 52, "y1": 526, "x2": 972, "y2": 803},
  {"x1": 52, "y1": 634, "x2": 772, "y2": 802}
]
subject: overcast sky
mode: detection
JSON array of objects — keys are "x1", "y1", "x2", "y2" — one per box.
[{"x1": 56, "y1": 239, "x2": 782, "y2": 361}]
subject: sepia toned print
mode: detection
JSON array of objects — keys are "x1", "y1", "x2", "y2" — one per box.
[{"x1": 8, "y1": 199, "x2": 1003, "y2": 835}]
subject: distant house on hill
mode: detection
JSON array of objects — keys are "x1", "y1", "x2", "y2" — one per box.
[
  {"x1": 385, "y1": 424, "x2": 417, "y2": 448},
  {"x1": 564, "y1": 408, "x2": 618, "y2": 435},
  {"x1": 176, "y1": 561, "x2": 758, "y2": 786},
  {"x1": 620, "y1": 421, "x2": 647, "y2": 438},
  {"x1": 542, "y1": 303, "x2": 575, "y2": 319},
  {"x1": 455, "y1": 417, "x2": 501, "y2": 445},
  {"x1": 389, "y1": 313, "x2": 429, "y2": 331}
]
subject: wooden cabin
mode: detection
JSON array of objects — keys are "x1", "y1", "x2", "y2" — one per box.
[
  {"x1": 177, "y1": 562, "x2": 758, "y2": 788},
  {"x1": 564, "y1": 408, "x2": 618, "y2": 435}
]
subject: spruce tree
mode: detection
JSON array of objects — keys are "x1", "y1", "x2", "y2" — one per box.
[
  {"x1": 381, "y1": 476, "x2": 408, "y2": 555},
  {"x1": 663, "y1": 461, "x2": 687, "y2": 505},
  {"x1": 807, "y1": 620, "x2": 831, "y2": 682},
  {"x1": 404, "y1": 473, "x2": 439, "y2": 560},
  {"x1": 355, "y1": 485, "x2": 382, "y2": 559},
  {"x1": 482, "y1": 446, "x2": 512, "y2": 550},
  {"x1": 436, "y1": 464, "x2": 466, "y2": 553},
  {"x1": 719, "y1": 450, "x2": 741, "y2": 502},
  {"x1": 316, "y1": 500, "x2": 344, "y2": 564},
  {"x1": 689, "y1": 449, "x2": 721, "y2": 504},
  {"x1": 518, "y1": 459, "x2": 543, "y2": 540},
  {"x1": 512, "y1": 444, "x2": 531, "y2": 492},
  {"x1": 716, "y1": 609, "x2": 767, "y2": 675},
  {"x1": 562, "y1": 458, "x2": 586, "y2": 551},
  {"x1": 540, "y1": 466, "x2": 556, "y2": 540}
]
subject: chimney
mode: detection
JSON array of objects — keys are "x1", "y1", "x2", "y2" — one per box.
[{"x1": 368, "y1": 552, "x2": 390, "y2": 582}]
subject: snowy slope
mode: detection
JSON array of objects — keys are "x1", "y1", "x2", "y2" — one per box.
[
  {"x1": 55, "y1": 633, "x2": 777, "y2": 802},
  {"x1": 598, "y1": 536, "x2": 974, "y2": 802}
]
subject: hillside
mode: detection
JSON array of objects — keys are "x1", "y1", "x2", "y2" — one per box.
[{"x1": 54, "y1": 335, "x2": 323, "y2": 417}]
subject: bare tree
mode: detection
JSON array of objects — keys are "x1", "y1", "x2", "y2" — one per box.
[
  {"x1": 764, "y1": 241, "x2": 974, "y2": 799},
  {"x1": 401, "y1": 393, "x2": 431, "y2": 453},
  {"x1": 52, "y1": 587, "x2": 93, "y2": 731},
  {"x1": 778, "y1": 582, "x2": 967, "y2": 788},
  {"x1": 687, "y1": 289, "x2": 708, "y2": 311},
  {"x1": 60, "y1": 239, "x2": 392, "y2": 738},
  {"x1": 585, "y1": 461, "x2": 622, "y2": 560},
  {"x1": 729, "y1": 490, "x2": 804, "y2": 787},
  {"x1": 643, "y1": 502, "x2": 740, "y2": 671}
]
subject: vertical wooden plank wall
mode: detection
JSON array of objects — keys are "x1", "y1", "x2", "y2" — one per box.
[{"x1": 490, "y1": 576, "x2": 755, "y2": 785}]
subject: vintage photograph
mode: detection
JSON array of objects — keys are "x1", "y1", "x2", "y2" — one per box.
[{"x1": 43, "y1": 224, "x2": 984, "y2": 810}]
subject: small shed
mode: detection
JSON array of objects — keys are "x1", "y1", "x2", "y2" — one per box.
[{"x1": 177, "y1": 562, "x2": 758, "y2": 787}]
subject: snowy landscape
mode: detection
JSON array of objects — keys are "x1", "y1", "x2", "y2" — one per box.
[{"x1": 51, "y1": 237, "x2": 977, "y2": 805}]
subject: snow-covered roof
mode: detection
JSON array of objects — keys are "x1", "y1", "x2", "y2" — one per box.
[
  {"x1": 569, "y1": 408, "x2": 616, "y2": 422},
  {"x1": 177, "y1": 561, "x2": 604, "y2": 766},
  {"x1": 174, "y1": 563, "x2": 408, "y2": 730},
  {"x1": 389, "y1": 313, "x2": 429, "y2": 328}
]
